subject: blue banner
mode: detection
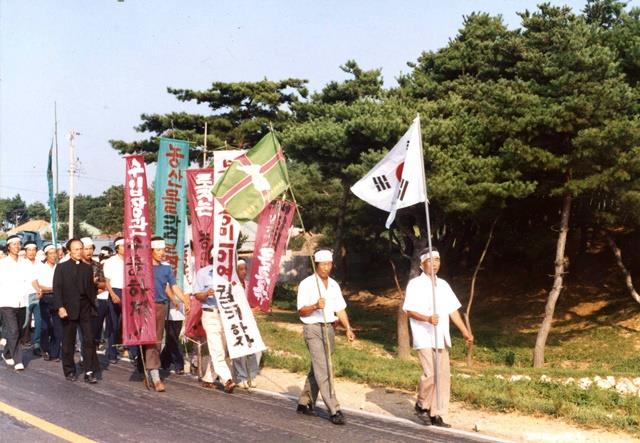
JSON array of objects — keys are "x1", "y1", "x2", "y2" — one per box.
[{"x1": 154, "y1": 137, "x2": 189, "y2": 288}]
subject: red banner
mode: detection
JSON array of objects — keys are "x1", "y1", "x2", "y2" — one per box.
[
  {"x1": 246, "y1": 200, "x2": 296, "y2": 312},
  {"x1": 122, "y1": 155, "x2": 156, "y2": 345},
  {"x1": 187, "y1": 169, "x2": 214, "y2": 273}
]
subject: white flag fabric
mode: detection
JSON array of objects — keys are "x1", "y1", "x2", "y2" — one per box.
[{"x1": 350, "y1": 115, "x2": 426, "y2": 228}]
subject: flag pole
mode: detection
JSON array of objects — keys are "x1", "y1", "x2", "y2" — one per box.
[
  {"x1": 270, "y1": 125, "x2": 338, "y2": 399},
  {"x1": 415, "y1": 114, "x2": 441, "y2": 410}
]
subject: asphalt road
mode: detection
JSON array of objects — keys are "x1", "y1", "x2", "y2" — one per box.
[{"x1": 0, "y1": 353, "x2": 507, "y2": 443}]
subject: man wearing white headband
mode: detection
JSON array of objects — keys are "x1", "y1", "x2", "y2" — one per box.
[
  {"x1": 22, "y1": 241, "x2": 41, "y2": 355},
  {"x1": 33, "y1": 244, "x2": 62, "y2": 362},
  {"x1": 403, "y1": 247, "x2": 473, "y2": 427},
  {"x1": 296, "y1": 248, "x2": 355, "y2": 425},
  {"x1": 0, "y1": 235, "x2": 31, "y2": 371},
  {"x1": 141, "y1": 236, "x2": 188, "y2": 392},
  {"x1": 193, "y1": 246, "x2": 236, "y2": 393},
  {"x1": 103, "y1": 236, "x2": 128, "y2": 364}
]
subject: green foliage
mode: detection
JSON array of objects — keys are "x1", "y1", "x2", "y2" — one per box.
[{"x1": 110, "y1": 78, "x2": 308, "y2": 164}]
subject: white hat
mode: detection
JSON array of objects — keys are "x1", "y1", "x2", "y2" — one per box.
[
  {"x1": 81, "y1": 237, "x2": 94, "y2": 247},
  {"x1": 313, "y1": 249, "x2": 333, "y2": 263},
  {"x1": 151, "y1": 239, "x2": 166, "y2": 249}
]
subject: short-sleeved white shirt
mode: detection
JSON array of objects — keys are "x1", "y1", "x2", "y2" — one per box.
[
  {"x1": 36, "y1": 262, "x2": 56, "y2": 289},
  {"x1": 403, "y1": 273, "x2": 462, "y2": 349},
  {"x1": 0, "y1": 256, "x2": 31, "y2": 308},
  {"x1": 103, "y1": 254, "x2": 124, "y2": 289},
  {"x1": 297, "y1": 274, "x2": 347, "y2": 324}
]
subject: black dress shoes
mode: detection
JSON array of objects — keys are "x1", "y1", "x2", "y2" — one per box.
[
  {"x1": 65, "y1": 373, "x2": 78, "y2": 382},
  {"x1": 430, "y1": 415, "x2": 451, "y2": 428},
  {"x1": 415, "y1": 402, "x2": 432, "y2": 425},
  {"x1": 329, "y1": 410, "x2": 346, "y2": 425},
  {"x1": 84, "y1": 372, "x2": 98, "y2": 384},
  {"x1": 296, "y1": 403, "x2": 316, "y2": 416}
]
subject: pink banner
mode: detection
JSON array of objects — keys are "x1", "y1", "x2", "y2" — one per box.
[
  {"x1": 122, "y1": 155, "x2": 156, "y2": 346},
  {"x1": 187, "y1": 169, "x2": 214, "y2": 273},
  {"x1": 247, "y1": 200, "x2": 296, "y2": 312}
]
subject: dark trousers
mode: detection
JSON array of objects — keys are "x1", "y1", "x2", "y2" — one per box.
[
  {"x1": 61, "y1": 299, "x2": 99, "y2": 376},
  {"x1": 39, "y1": 295, "x2": 62, "y2": 358},
  {"x1": 92, "y1": 299, "x2": 110, "y2": 346},
  {"x1": 160, "y1": 320, "x2": 184, "y2": 371},
  {"x1": 107, "y1": 289, "x2": 122, "y2": 360},
  {"x1": 0, "y1": 307, "x2": 26, "y2": 364}
]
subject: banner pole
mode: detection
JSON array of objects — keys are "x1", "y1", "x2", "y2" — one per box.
[{"x1": 415, "y1": 114, "x2": 441, "y2": 410}]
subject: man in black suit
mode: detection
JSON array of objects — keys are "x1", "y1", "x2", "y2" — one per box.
[{"x1": 52, "y1": 238, "x2": 100, "y2": 383}]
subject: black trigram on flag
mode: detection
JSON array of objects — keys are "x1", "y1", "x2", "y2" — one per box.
[
  {"x1": 372, "y1": 175, "x2": 391, "y2": 192},
  {"x1": 397, "y1": 179, "x2": 409, "y2": 201}
]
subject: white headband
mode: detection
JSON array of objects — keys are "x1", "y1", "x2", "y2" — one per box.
[
  {"x1": 420, "y1": 250, "x2": 440, "y2": 262},
  {"x1": 24, "y1": 243, "x2": 37, "y2": 250},
  {"x1": 7, "y1": 237, "x2": 21, "y2": 245},
  {"x1": 43, "y1": 244, "x2": 56, "y2": 254},
  {"x1": 237, "y1": 259, "x2": 246, "y2": 266},
  {"x1": 151, "y1": 239, "x2": 166, "y2": 249},
  {"x1": 114, "y1": 239, "x2": 124, "y2": 247},
  {"x1": 81, "y1": 237, "x2": 94, "y2": 247},
  {"x1": 314, "y1": 250, "x2": 333, "y2": 263}
]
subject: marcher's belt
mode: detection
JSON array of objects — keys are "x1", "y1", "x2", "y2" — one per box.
[
  {"x1": 155, "y1": 300, "x2": 169, "y2": 305},
  {"x1": 202, "y1": 307, "x2": 218, "y2": 312}
]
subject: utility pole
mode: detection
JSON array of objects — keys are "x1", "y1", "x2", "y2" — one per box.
[
  {"x1": 68, "y1": 130, "x2": 80, "y2": 239},
  {"x1": 203, "y1": 122, "x2": 208, "y2": 166}
]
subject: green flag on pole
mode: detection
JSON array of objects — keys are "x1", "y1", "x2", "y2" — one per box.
[
  {"x1": 47, "y1": 141, "x2": 58, "y2": 248},
  {"x1": 212, "y1": 132, "x2": 290, "y2": 220}
]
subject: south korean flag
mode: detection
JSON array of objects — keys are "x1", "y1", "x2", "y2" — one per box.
[{"x1": 350, "y1": 115, "x2": 426, "y2": 228}]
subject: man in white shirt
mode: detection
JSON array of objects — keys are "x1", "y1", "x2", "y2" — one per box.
[
  {"x1": 296, "y1": 249, "x2": 355, "y2": 425},
  {"x1": 22, "y1": 241, "x2": 41, "y2": 354},
  {"x1": 0, "y1": 235, "x2": 31, "y2": 371},
  {"x1": 403, "y1": 248, "x2": 473, "y2": 427},
  {"x1": 103, "y1": 237, "x2": 126, "y2": 363},
  {"x1": 33, "y1": 244, "x2": 62, "y2": 361}
]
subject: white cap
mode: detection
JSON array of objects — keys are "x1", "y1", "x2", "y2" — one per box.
[
  {"x1": 420, "y1": 250, "x2": 440, "y2": 262},
  {"x1": 151, "y1": 239, "x2": 166, "y2": 249},
  {"x1": 81, "y1": 237, "x2": 94, "y2": 247},
  {"x1": 313, "y1": 249, "x2": 333, "y2": 263}
]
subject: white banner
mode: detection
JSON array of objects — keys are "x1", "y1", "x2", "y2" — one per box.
[{"x1": 212, "y1": 150, "x2": 266, "y2": 359}]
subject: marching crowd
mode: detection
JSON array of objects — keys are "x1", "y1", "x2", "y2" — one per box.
[
  {"x1": 0, "y1": 234, "x2": 473, "y2": 428},
  {"x1": 0, "y1": 235, "x2": 261, "y2": 391}
]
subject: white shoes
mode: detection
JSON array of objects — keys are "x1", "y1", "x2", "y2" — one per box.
[
  {"x1": 0, "y1": 338, "x2": 6, "y2": 347},
  {"x1": 2, "y1": 355, "x2": 15, "y2": 366},
  {"x1": 14, "y1": 363, "x2": 24, "y2": 371}
]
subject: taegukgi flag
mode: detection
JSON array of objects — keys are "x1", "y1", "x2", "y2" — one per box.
[{"x1": 350, "y1": 115, "x2": 426, "y2": 228}]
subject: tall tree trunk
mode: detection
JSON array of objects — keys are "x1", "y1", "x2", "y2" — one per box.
[
  {"x1": 332, "y1": 186, "x2": 350, "y2": 280},
  {"x1": 533, "y1": 193, "x2": 572, "y2": 368},
  {"x1": 604, "y1": 231, "x2": 640, "y2": 304},
  {"x1": 390, "y1": 259, "x2": 411, "y2": 360},
  {"x1": 465, "y1": 216, "x2": 499, "y2": 367}
]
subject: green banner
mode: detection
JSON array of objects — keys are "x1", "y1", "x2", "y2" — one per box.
[
  {"x1": 154, "y1": 137, "x2": 189, "y2": 288},
  {"x1": 47, "y1": 142, "x2": 58, "y2": 249}
]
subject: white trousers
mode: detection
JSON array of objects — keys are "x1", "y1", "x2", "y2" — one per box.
[{"x1": 201, "y1": 309, "x2": 232, "y2": 384}]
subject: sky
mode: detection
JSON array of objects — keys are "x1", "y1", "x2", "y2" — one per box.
[{"x1": 0, "y1": 0, "x2": 607, "y2": 205}]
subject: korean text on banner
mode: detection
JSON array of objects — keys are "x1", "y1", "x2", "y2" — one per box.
[
  {"x1": 123, "y1": 155, "x2": 156, "y2": 345},
  {"x1": 246, "y1": 200, "x2": 296, "y2": 312},
  {"x1": 187, "y1": 169, "x2": 214, "y2": 273},
  {"x1": 155, "y1": 138, "x2": 189, "y2": 288}
]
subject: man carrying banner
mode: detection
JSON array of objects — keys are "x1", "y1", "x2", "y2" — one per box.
[
  {"x1": 142, "y1": 236, "x2": 187, "y2": 392},
  {"x1": 403, "y1": 248, "x2": 473, "y2": 427},
  {"x1": 52, "y1": 238, "x2": 100, "y2": 383},
  {"x1": 296, "y1": 249, "x2": 355, "y2": 425},
  {"x1": 192, "y1": 247, "x2": 236, "y2": 393}
]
